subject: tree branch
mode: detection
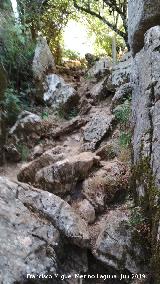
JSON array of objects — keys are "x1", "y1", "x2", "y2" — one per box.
[{"x1": 73, "y1": 0, "x2": 126, "y2": 40}]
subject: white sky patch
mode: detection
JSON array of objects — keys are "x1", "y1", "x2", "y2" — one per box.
[
  {"x1": 64, "y1": 20, "x2": 95, "y2": 57},
  {"x1": 10, "y1": 0, "x2": 19, "y2": 19}
]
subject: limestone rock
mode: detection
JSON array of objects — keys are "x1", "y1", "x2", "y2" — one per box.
[
  {"x1": 17, "y1": 146, "x2": 65, "y2": 184},
  {"x1": 9, "y1": 111, "x2": 42, "y2": 144},
  {"x1": 32, "y1": 37, "x2": 55, "y2": 81},
  {"x1": 96, "y1": 142, "x2": 117, "y2": 160},
  {"x1": 111, "y1": 83, "x2": 132, "y2": 109},
  {"x1": 132, "y1": 26, "x2": 160, "y2": 170},
  {"x1": 94, "y1": 206, "x2": 147, "y2": 274},
  {"x1": 131, "y1": 26, "x2": 160, "y2": 281},
  {"x1": 83, "y1": 113, "x2": 114, "y2": 150},
  {"x1": 112, "y1": 53, "x2": 132, "y2": 88},
  {"x1": 32, "y1": 144, "x2": 44, "y2": 158},
  {"x1": 87, "y1": 57, "x2": 112, "y2": 81},
  {"x1": 4, "y1": 144, "x2": 21, "y2": 162},
  {"x1": 35, "y1": 152, "x2": 100, "y2": 194},
  {"x1": 128, "y1": 0, "x2": 160, "y2": 54},
  {"x1": 82, "y1": 160, "x2": 129, "y2": 212},
  {"x1": 73, "y1": 199, "x2": 96, "y2": 224},
  {"x1": 90, "y1": 76, "x2": 114, "y2": 102},
  {"x1": 43, "y1": 74, "x2": 79, "y2": 113},
  {"x1": 0, "y1": 176, "x2": 89, "y2": 284}
]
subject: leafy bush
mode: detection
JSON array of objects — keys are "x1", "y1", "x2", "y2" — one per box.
[
  {"x1": 63, "y1": 49, "x2": 81, "y2": 60},
  {"x1": 114, "y1": 100, "x2": 132, "y2": 149},
  {"x1": 119, "y1": 132, "x2": 131, "y2": 148},
  {"x1": 1, "y1": 88, "x2": 21, "y2": 125},
  {"x1": 0, "y1": 16, "x2": 35, "y2": 89},
  {"x1": 17, "y1": 144, "x2": 30, "y2": 162},
  {"x1": 129, "y1": 207, "x2": 145, "y2": 227},
  {"x1": 41, "y1": 111, "x2": 49, "y2": 120},
  {"x1": 114, "y1": 100, "x2": 131, "y2": 127}
]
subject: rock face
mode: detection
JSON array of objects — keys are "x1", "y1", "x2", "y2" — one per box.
[
  {"x1": 132, "y1": 26, "x2": 160, "y2": 179},
  {"x1": 35, "y1": 152, "x2": 100, "y2": 194},
  {"x1": 128, "y1": 0, "x2": 160, "y2": 55},
  {"x1": 0, "y1": 177, "x2": 89, "y2": 284},
  {"x1": 43, "y1": 74, "x2": 79, "y2": 113},
  {"x1": 131, "y1": 25, "x2": 160, "y2": 282},
  {"x1": 32, "y1": 37, "x2": 55, "y2": 81},
  {"x1": 93, "y1": 206, "x2": 147, "y2": 274}
]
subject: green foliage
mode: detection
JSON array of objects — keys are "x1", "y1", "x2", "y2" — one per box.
[
  {"x1": 114, "y1": 100, "x2": 131, "y2": 127},
  {"x1": 41, "y1": 0, "x2": 74, "y2": 63},
  {"x1": 73, "y1": 0, "x2": 128, "y2": 46},
  {"x1": 63, "y1": 49, "x2": 81, "y2": 60},
  {"x1": 129, "y1": 207, "x2": 145, "y2": 227},
  {"x1": 119, "y1": 132, "x2": 131, "y2": 148},
  {"x1": 114, "y1": 100, "x2": 132, "y2": 148},
  {"x1": 86, "y1": 16, "x2": 125, "y2": 57},
  {"x1": 1, "y1": 88, "x2": 21, "y2": 125},
  {"x1": 0, "y1": 16, "x2": 35, "y2": 89},
  {"x1": 17, "y1": 143, "x2": 30, "y2": 161},
  {"x1": 17, "y1": 0, "x2": 73, "y2": 63},
  {"x1": 41, "y1": 111, "x2": 49, "y2": 120}
]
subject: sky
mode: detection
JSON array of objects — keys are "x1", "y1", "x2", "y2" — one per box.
[
  {"x1": 63, "y1": 20, "x2": 95, "y2": 57},
  {"x1": 10, "y1": 0, "x2": 93, "y2": 56},
  {"x1": 10, "y1": 0, "x2": 19, "y2": 19}
]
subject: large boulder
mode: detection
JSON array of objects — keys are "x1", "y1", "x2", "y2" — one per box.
[
  {"x1": 17, "y1": 146, "x2": 65, "y2": 184},
  {"x1": 43, "y1": 74, "x2": 79, "y2": 113},
  {"x1": 83, "y1": 112, "x2": 114, "y2": 150},
  {"x1": 0, "y1": 177, "x2": 89, "y2": 284},
  {"x1": 82, "y1": 160, "x2": 129, "y2": 212},
  {"x1": 35, "y1": 152, "x2": 100, "y2": 194},
  {"x1": 93, "y1": 206, "x2": 147, "y2": 274},
  {"x1": 32, "y1": 37, "x2": 55, "y2": 82},
  {"x1": 128, "y1": 0, "x2": 160, "y2": 55},
  {"x1": 9, "y1": 111, "x2": 42, "y2": 144}
]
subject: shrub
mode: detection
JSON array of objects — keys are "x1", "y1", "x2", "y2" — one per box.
[
  {"x1": 0, "y1": 16, "x2": 35, "y2": 90},
  {"x1": 63, "y1": 49, "x2": 81, "y2": 60},
  {"x1": 114, "y1": 100, "x2": 131, "y2": 127},
  {"x1": 17, "y1": 144, "x2": 30, "y2": 162},
  {"x1": 41, "y1": 111, "x2": 49, "y2": 120},
  {"x1": 129, "y1": 207, "x2": 145, "y2": 227},
  {"x1": 119, "y1": 131, "x2": 131, "y2": 148},
  {"x1": 1, "y1": 88, "x2": 21, "y2": 125}
]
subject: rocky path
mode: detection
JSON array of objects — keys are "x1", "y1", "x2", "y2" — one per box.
[{"x1": 0, "y1": 48, "x2": 148, "y2": 284}]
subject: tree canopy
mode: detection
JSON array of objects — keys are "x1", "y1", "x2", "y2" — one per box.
[{"x1": 73, "y1": 0, "x2": 128, "y2": 45}]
